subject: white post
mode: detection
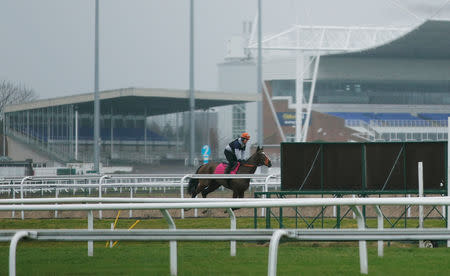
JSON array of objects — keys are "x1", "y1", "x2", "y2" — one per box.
[
  {"x1": 88, "y1": 210, "x2": 93, "y2": 256},
  {"x1": 351, "y1": 206, "x2": 368, "y2": 274},
  {"x1": 262, "y1": 175, "x2": 273, "y2": 217},
  {"x1": 295, "y1": 51, "x2": 304, "y2": 142},
  {"x1": 407, "y1": 194, "x2": 411, "y2": 217},
  {"x1": 161, "y1": 209, "x2": 177, "y2": 276},
  {"x1": 55, "y1": 188, "x2": 59, "y2": 219},
  {"x1": 227, "y1": 208, "x2": 236, "y2": 257},
  {"x1": 98, "y1": 175, "x2": 109, "y2": 219},
  {"x1": 11, "y1": 183, "x2": 15, "y2": 218},
  {"x1": 75, "y1": 109, "x2": 78, "y2": 160},
  {"x1": 20, "y1": 176, "x2": 31, "y2": 220},
  {"x1": 9, "y1": 231, "x2": 32, "y2": 276},
  {"x1": 302, "y1": 55, "x2": 321, "y2": 142},
  {"x1": 180, "y1": 175, "x2": 190, "y2": 219},
  {"x1": 352, "y1": 195, "x2": 356, "y2": 219},
  {"x1": 129, "y1": 186, "x2": 133, "y2": 218},
  {"x1": 267, "y1": 230, "x2": 288, "y2": 276},
  {"x1": 374, "y1": 206, "x2": 384, "y2": 257},
  {"x1": 418, "y1": 162, "x2": 424, "y2": 248},
  {"x1": 110, "y1": 223, "x2": 114, "y2": 248}
]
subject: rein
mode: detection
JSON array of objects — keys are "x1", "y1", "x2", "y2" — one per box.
[{"x1": 242, "y1": 163, "x2": 256, "y2": 168}]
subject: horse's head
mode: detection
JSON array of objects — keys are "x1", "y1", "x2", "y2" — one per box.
[{"x1": 248, "y1": 146, "x2": 272, "y2": 168}]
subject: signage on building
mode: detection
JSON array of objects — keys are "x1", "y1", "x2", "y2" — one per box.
[{"x1": 276, "y1": 112, "x2": 307, "y2": 126}]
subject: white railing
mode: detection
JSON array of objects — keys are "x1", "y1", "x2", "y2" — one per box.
[
  {"x1": 1, "y1": 196, "x2": 450, "y2": 276},
  {"x1": 0, "y1": 174, "x2": 281, "y2": 219}
]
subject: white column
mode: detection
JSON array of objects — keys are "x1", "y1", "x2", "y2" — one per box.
[
  {"x1": 418, "y1": 162, "x2": 424, "y2": 248},
  {"x1": 447, "y1": 117, "x2": 450, "y2": 247},
  {"x1": 88, "y1": 210, "x2": 93, "y2": 256},
  {"x1": 295, "y1": 51, "x2": 304, "y2": 142},
  {"x1": 75, "y1": 110, "x2": 78, "y2": 160}
]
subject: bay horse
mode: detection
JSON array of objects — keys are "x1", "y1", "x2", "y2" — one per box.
[{"x1": 187, "y1": 146, "x2": 272, "y2": 199}]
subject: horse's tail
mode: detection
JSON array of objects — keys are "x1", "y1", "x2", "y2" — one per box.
[{"x1": 187, "y1": 165, "x2": 202, "y2": 196}]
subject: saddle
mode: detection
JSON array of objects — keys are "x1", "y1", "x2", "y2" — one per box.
[{"x1": 214, "y1": 162, "x2": 241, "y2": 174}]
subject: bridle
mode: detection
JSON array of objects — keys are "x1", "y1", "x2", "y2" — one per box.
[{"x1": 242, "y1": 151, "x2": 270, "y2": 168}]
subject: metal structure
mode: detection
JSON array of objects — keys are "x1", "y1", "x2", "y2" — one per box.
[
  {"x1": 2, "y1": 196, "x2": 450, "y2": 275},
  {"x1": 0, "y1": 174, "x2": 280, "y2": 219},
  {"x1": 248, "y1": 20, "x2": 450, "y2": 142}
]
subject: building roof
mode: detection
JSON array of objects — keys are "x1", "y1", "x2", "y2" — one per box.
[
  {"x1": 328, "y1": 20, "x2": 450, "y2": 59},
  {"x1": 5, "y1": 88, "x2": 259, "y2": 115}
]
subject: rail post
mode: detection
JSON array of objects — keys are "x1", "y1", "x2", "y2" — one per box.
[
  {"x1": 88, "y1": 210, "x2": 94, "y2": 256},
  {"x1": 9, "y1": 231, "x2": 36, "y2": 276},
  {"x1": 11, "y1": 181, "x2": 15, "y2": 218},
  {"x1": 161, "y1": 209, "x2": 177, "y2": 276},
  {"x1": 350, "y1": 205, "x2": 368, "y2": 274},
  {"x1": 226, "y1": 208, "x2": 237, "y2": 256},
  {"x1": 267, "y1": 229, "x2": 288, "y2": 276},
  {"x1": 374, "y1": 205, "x2": 384, "y2": 257},
  {"x1": 98, "y1": 175, "x2": 110, "y2": 220},
  {"x1": 180, "y1": 175, "x2": 191, "y2": 219},
  {"x1": 418, "y1": 162, "x2": 424, "y2": 248},
  {"x1": 262, "y1": 174, "x2": 276, "y2": 217},
  {"x1": 20, "y1": 176, "x2": 32, "y2": 220}
]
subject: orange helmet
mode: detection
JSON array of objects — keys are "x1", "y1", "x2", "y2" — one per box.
[{"x1": 241, "y1": 132, "x2": 250, "y2": 140}]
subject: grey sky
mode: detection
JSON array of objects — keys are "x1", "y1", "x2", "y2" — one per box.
[{"x1": 0, "y1": 0, "x2": 449, "y2": 99}]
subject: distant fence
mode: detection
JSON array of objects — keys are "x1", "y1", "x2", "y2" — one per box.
[{"x1": 0, "y1": 174, "x2": 281, "y2": 219}]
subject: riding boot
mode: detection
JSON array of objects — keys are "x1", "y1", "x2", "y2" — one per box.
[
  {"x1": 225, "y1": 162, "x2": 237, "y2": 174},
  {"x1": 224, "y1": 165, "x2": 231, "y2": 174}
]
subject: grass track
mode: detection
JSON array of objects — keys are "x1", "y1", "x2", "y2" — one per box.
[{"x1": 0, "y1": 218, "x2": 449, "y2": 275}]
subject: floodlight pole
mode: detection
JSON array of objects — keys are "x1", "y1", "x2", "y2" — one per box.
[
  {"x1": 257, "y1": 0, "x2": 263, "y2": 147},
  {"x1": 189, "y1": 0, "x2": 195, "y2": 166},
  {"x1": 93, "y1": 0, "x2": 100, "y2": 172},
  {"x1": 295, "y1": 51, "x2": 304, "y2": 142}
]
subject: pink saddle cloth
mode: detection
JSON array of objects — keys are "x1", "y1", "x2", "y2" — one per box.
[{"x1": 214, "y1": 162, "x2": 240, "y2": 174}]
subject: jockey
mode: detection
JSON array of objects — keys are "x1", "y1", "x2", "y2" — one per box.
[{"x1": 223, "y1": 132, "x2": 250, "y2": 174}]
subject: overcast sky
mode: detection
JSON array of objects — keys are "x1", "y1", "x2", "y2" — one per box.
[{"x1": 0, "y1": 0, "x2": 449, "y2": 99}]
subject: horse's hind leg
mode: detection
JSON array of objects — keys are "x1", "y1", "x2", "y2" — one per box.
[
  {"x1": 201, "y1": 182, "x2": 221, "y2": 198},
  {"x1": 200, "y1": 182, "x2": 221, "y2": 214}
]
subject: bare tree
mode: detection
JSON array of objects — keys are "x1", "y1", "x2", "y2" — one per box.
[{"x1": 0, "y1": 80, "x2": 38, "y2": 117}]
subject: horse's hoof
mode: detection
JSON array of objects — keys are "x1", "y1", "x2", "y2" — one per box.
[
  {"x1": 184, "y1": 208, "x2": 191, "y2": 212},
  {"x1": 202, "y1": 210, "x2": 208, "y2": 215}
]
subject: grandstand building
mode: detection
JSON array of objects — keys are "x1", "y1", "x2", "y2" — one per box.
[
  {"x1": 3, "y1": 88, "x2": 257, "y2": 165},
  {"x1": 219, "y1": 19, "x2": 450, "y2": 145}
]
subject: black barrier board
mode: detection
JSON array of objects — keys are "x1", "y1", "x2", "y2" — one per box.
[{"x1": 281, "y1": 141, "x2": 447, "y2": 192}]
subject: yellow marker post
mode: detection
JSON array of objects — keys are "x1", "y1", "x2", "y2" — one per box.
[
  {"x1": 106, "y1": 210, "x2": 122, "y2": 248},
  {"x1": 112, "y1": 219, "x2": 141, "y2": 247}
]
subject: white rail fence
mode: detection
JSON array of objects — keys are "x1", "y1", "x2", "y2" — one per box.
[
  {"x1": 0, "y1": 174, "x2": 281, "y2": 219},
  {"x1": 1, "y1": 197, "x2": 450, "y2": 276}
]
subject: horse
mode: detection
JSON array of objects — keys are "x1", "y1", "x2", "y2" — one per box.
[{"x1": 187, "y1": 146, "x2": 272, "y2": 200}]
